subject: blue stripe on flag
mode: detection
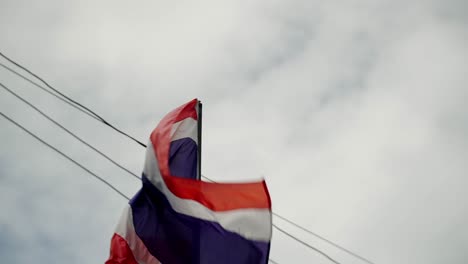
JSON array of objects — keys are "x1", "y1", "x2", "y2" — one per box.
[
  {"x1": 169, "y1": 138, "x2": 198, "y2": 179},
  {"x1": 129, "y1": 175, "x2": 271, "y2": 264}
]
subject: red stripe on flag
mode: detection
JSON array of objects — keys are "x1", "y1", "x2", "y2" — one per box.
[
  {"x1": 150, "y1": 99, "x2": 271, "y2": 212},
  {"x1": 150, "y1": 99, "x2": 198, "y2": 178},
  {"x1": 105, "y1": 233, "x2": 139, "y2": 264},
  {"x1": 164, "y1": 176, "x2": 271, "y2": 211},
  {"x1": 159, "y1": 98, "x2": 198, "y2": 123}
]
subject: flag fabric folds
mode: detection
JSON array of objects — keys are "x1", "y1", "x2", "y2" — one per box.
[{"x1": 106, "y1": 99, "x2": 272, "y2": 264}]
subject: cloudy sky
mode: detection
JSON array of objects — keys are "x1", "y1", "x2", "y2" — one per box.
[{"x1": 1, "y1": 0, "x2": 467, "y2": 263}]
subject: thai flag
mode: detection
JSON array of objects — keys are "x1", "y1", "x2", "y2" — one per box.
[{"x1": 106, "y1": 99, "x2": 272, "y2": 264}]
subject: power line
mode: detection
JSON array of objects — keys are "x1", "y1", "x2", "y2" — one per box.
[
  {"x1": 202, "y1": 175, "x2": 342, "y2": 264},
  {"x1": 0, "y1": 51, "x2": 147, "y2": 148},
  {"x1": 0, "y1": 62, "x2": 101, "y2": 121},
  {"x1": 0, "y1": 112, "x2": 280, "y2": 264},
  {"x1": 273, "y1": 213, "x2": 375, "y2": 264},
  {"x1": 0, "y1": 53, "x2": 100, "y2": 120},
  {"x1": 0, "y1": 51, "x2": 375, "y2": 264},
  {"x1": 0, "y1": 111, "x2": 130, "y2": 200},
  {"x1": 273, "y1": 224, "x2": 341, "y2": 264},
  {"x1": 202, "y1": 176, "x2": 372, "y2": 263},
  {"x1": 0, "y1": 82, "x2": 141, "y2": 181}
]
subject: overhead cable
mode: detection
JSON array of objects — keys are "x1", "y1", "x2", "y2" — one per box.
[
  {"x1": 0, "y1": 62, "x2": 100, "y2": 122},
  {"x1": 0, "y1": 111, "x2": 130, "y2": 200},
  {"x1": 274, "y1": 213, "x2": 375, "y2": 264},
  {"x1": 202, "y1": 174, "x2": 341, "y2": 264},
  {"x1": 0, "y1": 82, "x2": 141, "y2": 181},
  {"x1": 0, "y1": 52, "x2": 147, "y2": 148},
  {"x1": 273, "y1": 224, "x2": 341, "y2": 264}
]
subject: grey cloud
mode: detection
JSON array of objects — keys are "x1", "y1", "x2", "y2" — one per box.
[{"x1": 1, "y1": 0, "x2": 467, "y2": 263}]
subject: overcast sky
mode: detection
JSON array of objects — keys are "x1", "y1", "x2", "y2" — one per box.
[{"x1": 1, "y1": 0, "x2": 467, "y2": 263}]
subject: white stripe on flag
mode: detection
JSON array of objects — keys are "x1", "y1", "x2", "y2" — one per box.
[
  {"x1": 170, "y1": 118, "x2": 198, "y2": 143},
  {"x1": 143, "y1": 141, "x2": 272, "y2": 242},
  {"x1": 115, "y1": 205, "x2": 161, "y2": 264}
]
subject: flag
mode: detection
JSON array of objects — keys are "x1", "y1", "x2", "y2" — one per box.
[{"x1": 106, "y1": 99, "x2": 272, "y2": 264}]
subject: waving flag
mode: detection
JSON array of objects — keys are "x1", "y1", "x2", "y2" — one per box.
[{"x1": 106, "y1": 99, "x2": 272, "y2": 264}]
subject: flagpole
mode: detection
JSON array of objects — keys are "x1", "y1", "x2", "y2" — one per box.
[
  {"x1": 197, "y1": 100, "x2": 202, "y2": 180},
  {"x1": 196, "y1": 100, "x2": 202, "y2": 264}
]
